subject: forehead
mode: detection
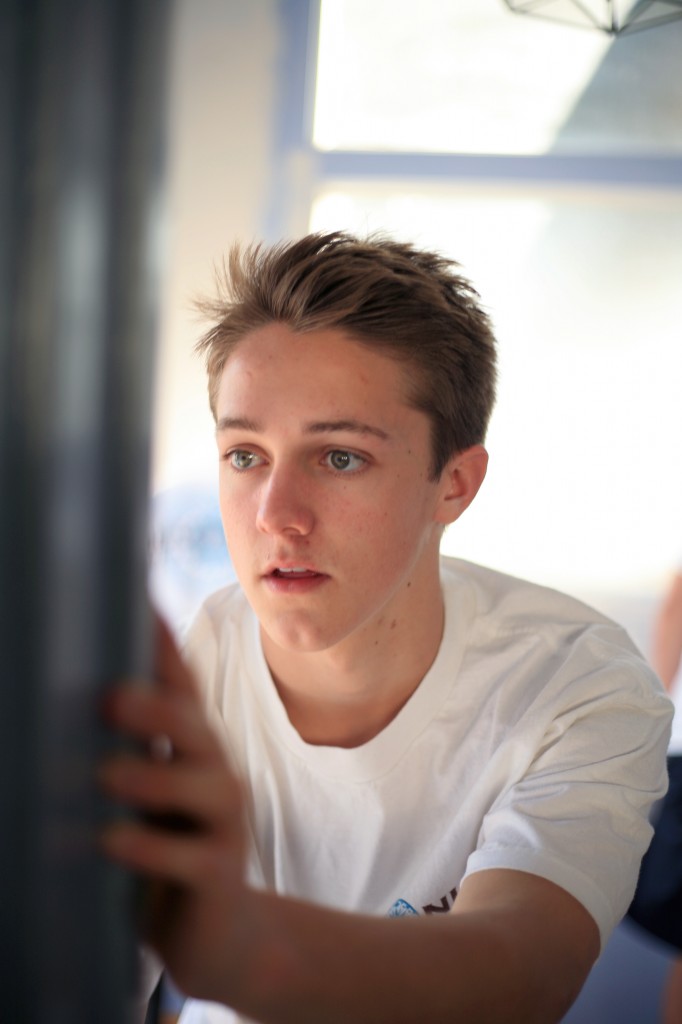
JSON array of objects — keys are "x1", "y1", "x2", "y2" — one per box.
[{"x1": 217, "y1": 323, "x2": 416, "y2": 412}]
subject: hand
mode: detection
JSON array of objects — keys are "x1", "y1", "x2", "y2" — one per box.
[{"x1": 99, "y1": 616, "x2": 247, "y2": 998}]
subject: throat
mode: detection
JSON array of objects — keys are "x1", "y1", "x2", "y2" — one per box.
[
  {"x1": 264, "y1": 643, "x2": 429, "y2": 747},
  {"x1": 276, "y1": 683, "x2": 416, "y2": 748},
  {"x1": 260, "y1": 586, "x2": 445, "y2": 747}
]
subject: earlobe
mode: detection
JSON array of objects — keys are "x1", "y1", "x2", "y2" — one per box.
[{"x1": 435, "y1": 445, "x2": 489, "y2": 525}]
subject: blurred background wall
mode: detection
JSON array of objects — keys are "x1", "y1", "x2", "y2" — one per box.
[
  {"x1": 150, "y1": 0, "x2": 682, "y2": 653},
  {"x1": 153, "y1": 1, "x2": 280, "y2": 492}
]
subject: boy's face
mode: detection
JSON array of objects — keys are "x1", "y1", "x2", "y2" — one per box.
[{"x1": 214, "y1": 323, "x2": 455, "y2": 657}]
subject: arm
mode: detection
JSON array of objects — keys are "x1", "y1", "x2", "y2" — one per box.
[
  {"x1": 220, "y1": 868, "x2": 598, "y2": 1024},
  {"x1": 100, "y1": 621, "x2": 598, "y2": 1024},
  {"x1": 651, "y1": 571, "x2": 682, "y2": 691}
]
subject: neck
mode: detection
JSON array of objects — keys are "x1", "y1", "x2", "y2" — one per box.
[{"x1": 261, "y1": 577, "x2": 445, "y2": 748}]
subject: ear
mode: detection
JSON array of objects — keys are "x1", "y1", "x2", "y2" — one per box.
[{"x1": 434, "y1": 444, "x2": 488, "y2": 526}]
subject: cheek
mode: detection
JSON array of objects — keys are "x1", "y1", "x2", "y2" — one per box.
[
  {"x1": 343, "y1": 503, "x2": 419, "y2": 568},
  {"x1": 330, "y1": 488, "x2": 390, "y2": 533},
  {"x1": 218, "y1": 490, "x2": 232, "y2": 535},
  {"x1": 219, "y1": 491, "x2": 253, "y2": 552}
]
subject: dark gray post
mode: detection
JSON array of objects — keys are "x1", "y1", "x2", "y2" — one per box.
[{"x1": 0, "y1": 1, "x2": 170, "y2": 1020}]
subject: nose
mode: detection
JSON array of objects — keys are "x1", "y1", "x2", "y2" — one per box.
[{"x1": 256, "y1": 463, "x2": 314, "y2": 537}]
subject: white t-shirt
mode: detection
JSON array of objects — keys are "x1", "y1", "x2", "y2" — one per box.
[
  {"x1": 180, "y1": 557, "x2": 672, "y2": 1024},
  {"x1": 667, "y1": 664, "x2": 682, "y2": 754},
  {"x1": 663, "y1": 692, "x2": 679, "y2": 757},
  {"x1": 666, "y1": 567, "x2": 682, "y2": 756}
]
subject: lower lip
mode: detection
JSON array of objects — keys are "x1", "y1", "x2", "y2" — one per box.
[{"x1": 264, "y1": 572, "x2": 328, "y2": 595}]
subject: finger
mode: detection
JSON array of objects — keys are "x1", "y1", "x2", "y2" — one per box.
[
  {"x1": 103, "y1": 685, "x2": 226, "y2": 764},
  {"x1": 99, "y1": 753, "x2": 242, "y2": 832},
  {"x1": 100, "y1": 817, "x2": 236, "y2": 887}
]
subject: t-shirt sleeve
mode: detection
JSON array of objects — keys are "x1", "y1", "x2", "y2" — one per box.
[{"x1": 463, "y1": 625, "x2": 673, "y2": 948}]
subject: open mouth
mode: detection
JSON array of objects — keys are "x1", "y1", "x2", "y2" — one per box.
[{"x1": 271, "y1": 567, "x2": 321, "y2": 579}]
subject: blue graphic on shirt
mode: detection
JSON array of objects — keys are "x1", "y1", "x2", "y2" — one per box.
[{"x1": 387, "y1": 898, "x2": 419, "y2": 917}]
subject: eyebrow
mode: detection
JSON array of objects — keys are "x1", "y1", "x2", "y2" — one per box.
[
  {"x1": 216, "y1": 416, "x2": 260, "y2": 434},
  {"x1": 216, "y1": 416, "x2": 390, "y2": 441},
  {"x1": 303, "y1": 419, "x2": 390, "y2": 441}
]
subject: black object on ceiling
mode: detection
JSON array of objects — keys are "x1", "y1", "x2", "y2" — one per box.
[{"x1": 502, "y1": 0, "x2": 682, "y2": 35}]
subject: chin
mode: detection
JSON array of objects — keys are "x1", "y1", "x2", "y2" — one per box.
[{"x1": 262, "y1": 615, "x2": 349, "y2": 655}]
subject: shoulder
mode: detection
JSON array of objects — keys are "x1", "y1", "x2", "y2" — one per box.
[
  {"x1": 440, "y1": 555, "x2": 617, "y2": 632},
  {"x1": 182, "y1": 582, "x2": 254, "y2": 695},
  {"x1": 438, "y1": 556, "x2": 671, "y2": 715},
  {"x1": 186, "y1": 580, "x2": 251, "y2": 637}
]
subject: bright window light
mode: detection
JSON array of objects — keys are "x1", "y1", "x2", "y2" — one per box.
[
  {"x1": 310, "y1": 184, "x2": 682, "y2": 598},
  {"x1": 314, "y1": 0, "x2": 614, "y2": 154}
]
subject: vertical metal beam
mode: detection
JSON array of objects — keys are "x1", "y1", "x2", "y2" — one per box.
[
  {"x1": 0, "y1": 1, "x2": 170, "y2": 1020},
  {"x1": 264, "y1": 0, "x2": 321, "y2": 240}
]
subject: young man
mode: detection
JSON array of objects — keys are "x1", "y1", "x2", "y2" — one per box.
[{"x1": 101, "y1": 232, "x2": 672, "y2": 1024}]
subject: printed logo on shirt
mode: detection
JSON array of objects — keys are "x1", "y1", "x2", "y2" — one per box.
[
  {"x1": 387, "y1": 898, "x2": 419, "y2": 917},
  {"x1": 387, "y1": 886, "x2": 459, "y2": 918},
  {"x1": 422, "y1": 887, "x2": 458, "y2": 914}
]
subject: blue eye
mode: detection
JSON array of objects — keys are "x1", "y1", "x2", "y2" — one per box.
[
  {"x1": 229, "y1": 450, "x2": 261, "y2": 470},
  {"x1": 325, "y1": 450, "x2": 365, "y2": 472}
]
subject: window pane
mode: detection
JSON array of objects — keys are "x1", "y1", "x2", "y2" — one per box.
[
  {"x1": 310, "y1": 184, "x2": 682, "y2": 598},
  {"x1": 313, "y1": 0, "x2": 682, "y2": 155}
]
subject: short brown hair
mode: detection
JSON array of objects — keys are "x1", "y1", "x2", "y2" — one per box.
[{"x1": 195, "y1": 231, "x2": 497, "y2": 478}]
